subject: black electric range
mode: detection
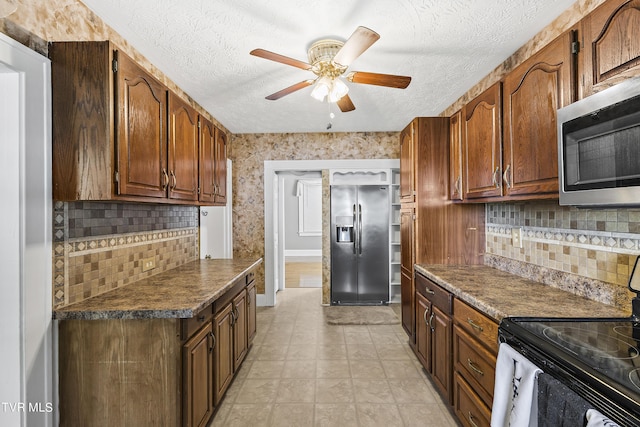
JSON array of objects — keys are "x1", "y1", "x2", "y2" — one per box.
[{"x1": 500, "y1": 316, "x2": 640, "y2": 426}]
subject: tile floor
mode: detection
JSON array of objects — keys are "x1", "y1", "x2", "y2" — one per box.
[{"x1": 208, "y1": 288, "x2": 458, "y2": 426}]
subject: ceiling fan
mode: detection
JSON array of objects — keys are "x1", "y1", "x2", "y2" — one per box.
[{"x1": 250, "y1": 26, "x2": 411, "y2": 112}]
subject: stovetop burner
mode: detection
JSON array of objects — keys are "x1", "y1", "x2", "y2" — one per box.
[{"x1": 519, "y1": 319, "x2": 640, "y2": 393}]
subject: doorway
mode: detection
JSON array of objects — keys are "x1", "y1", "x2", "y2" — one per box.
[{"x1": 262, "y1": 159, "x2": 398, "y2": 307}]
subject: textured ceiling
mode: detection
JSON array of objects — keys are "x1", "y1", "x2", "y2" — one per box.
[{"x1": 80, "y1": 0, "x2": 576, "y2": 134}]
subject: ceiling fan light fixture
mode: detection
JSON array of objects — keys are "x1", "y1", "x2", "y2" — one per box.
[
  {"x1": 310, "y1": 76, "x2": 349, "y2": 103},
  {"x1": 328, "y1": 78, "x2": 349, "y2": 103},
  {"x1": 310, "y1": 76, "x2": 331, "y2": 101}
]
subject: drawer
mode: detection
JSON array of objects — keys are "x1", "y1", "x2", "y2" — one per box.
[
  {"x1": 454, "y1": 373, "x2": 491, "y2": 427},
  {"x1": 246, "y1": 269, "x2": 255, "y2": 285},
  {"x1": 181, "y1": 304, "x2": 213, "y2": 340},
  {"x1": 453, "y1": 298, "x2": 499, "y2": 354},
  {"x1": 416, "y1": 273, "x2": 452, "y2": 315},
  {"x1": 454, "y1": 325, "x2": 496, "y2": 408}
]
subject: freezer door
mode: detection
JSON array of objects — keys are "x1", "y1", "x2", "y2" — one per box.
[
  {"x1": 331, "y1": 186, "x2": 358, "y2": 304},
  {"x1": 357, "y1": 185, "x2": 390, "y2": 303}
]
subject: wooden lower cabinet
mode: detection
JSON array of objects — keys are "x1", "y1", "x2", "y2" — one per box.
[
  {"x1": 58, "y1": 271, "x2": 257, "y2": 427},
  {"x1": 454, "y1": 372, "x2": 492, "y2": 427},
  {"x1": 183, "y1": 323, "x2": 215, "y2": 427},
  {"x1": 213, "y1": 302, "x2": 235, "y2": 405},
  {"x1": 413, "y1": 273, "x2": 453, "y2": 403},
  {"x1": 452, "y1": 298, "x2": 498, "y2": 427}
]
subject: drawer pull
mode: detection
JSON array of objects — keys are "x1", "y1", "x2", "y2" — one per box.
[
  {"x1": 467, "y1": 318, "x2": 484, "y2": 332},
  {"x1": 198, "y1": 315, "x2": 206, "y2": 322},
  {"x1": 467, "y1": 358, "x2": 484, "y2": 376},
  {"x1": 424, "y1": 287, "x2": 435, "y2": 295},
  {"x1": 468, "y1": 411, "x2": 479, "y2": 427}
]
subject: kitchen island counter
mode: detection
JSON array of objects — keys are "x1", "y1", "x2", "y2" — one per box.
[
  {"x1": 415, "y1": 264, "x2": 629, "y2": 321},
  {"x1": 54, "y1": 258, "x2": 262, "y2": 320}
]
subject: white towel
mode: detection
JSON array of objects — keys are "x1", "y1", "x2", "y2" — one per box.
[
  {"x1": 585, "y1": 409, "x2": 621, "y2": 427},
  {"x1": 491, "y1": 343, "x2": 543, "y2": 427}
]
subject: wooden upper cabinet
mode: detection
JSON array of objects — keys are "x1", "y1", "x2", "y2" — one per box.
[
  {"x1": 199, "y1": 118, "x2": 227, "y2": 206},
  {"x1": 449, "y1": 111, "x2": 463, "y2": 201},
  {"x1": 581, "y1": 0, "x2": 640, "y2": 97},
  {"x1": 399, "y1": 121, "x2": 415, "y2": 202},
  {"x1": 199, "y1": 117, "x2": 216, "y2": 204},
  {"x1": 214, "y1": 130, "x2": 228, "y2": 205},
  {"x1": 502, "y1": 31, "x2": 574, "y2": 198},
  {"x1": 116, "y1": 51, "x2": 168, "y2": 199},
  {"x1": 462, "y1": 82, "x2": 502, "y2": 200},
  {"x1": 51, "y1": 40, "x2": 219, "y2": 206},
  {"x1": 168, "y1": 93, "x2": 199, "y2": 201}
]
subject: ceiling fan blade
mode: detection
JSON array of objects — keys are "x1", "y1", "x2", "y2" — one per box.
[
  {"x1": 332, "y1": 26, "x2": 380, "y2": 67},
  {"x1": 250, "y1": 49, "x2": 312, "y2": 71},
  {"x1": 346, "y1": 71, "x2": 411, "y2": 89},
  {"x1": 265, "y1": 80, "x2": 314, "y2": 100},
  {"x1": 337, "y1": 94, "x2": 355, "y2": 112}
]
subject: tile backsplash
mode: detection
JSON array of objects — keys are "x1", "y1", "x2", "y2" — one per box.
[
  {"x1": 486, "y1": 201, "x2": 639, "y2": 311},
  {"x1": 53, "y1": 201, "x2": 199, "y2": 308}
]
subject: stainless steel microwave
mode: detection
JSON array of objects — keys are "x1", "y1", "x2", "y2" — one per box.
[{"x1": 557, "y1": 76, "x2": 640, "y2": 207}]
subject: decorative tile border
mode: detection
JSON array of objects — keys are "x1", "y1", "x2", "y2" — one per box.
[
  {"x1": 486, "y1": 223, "x2": 640, "y2": 255},
  {"x1": 68, "y1": 228, "x2": 197, "y2": 257}
]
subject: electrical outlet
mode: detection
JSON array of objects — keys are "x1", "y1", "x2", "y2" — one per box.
[
  {"x1": 142, "y1": 257, "x2": 156, "y2": 272},
  {"x1": 511, "y1": 227, "x2": 523, "y2": 248}
]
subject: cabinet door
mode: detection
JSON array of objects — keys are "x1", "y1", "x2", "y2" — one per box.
[
  {"x1": 232, "y1": 290, "x2": 248, "y2": 371},
  {"x1": 502, "y1": 32, "x2": 574, "y2": 198},
  {"x1": 414, "y1": 291, "x2": 431, "y2": 370},
  {"x1": 462, "y1": 82, "x2": 502, "y2": 200},
  {"x1": 581, "y1": 0, "x2": 640, "y2": 97},
  {"x1": 168, "y1": 93, "x2": 199, "y2": 201},
  {"x1": 213, "y1": 303, "x2": 234, "y2": 405},
  {"x1": 199, "y1": 117, "x2": 216, "y2": 203},
  {"x1": 449, "y1": 110, "x2": 464, "y2": 201},
  {"x1": 183, "y1": 323, "x2": 214, "y2": 427},
  {"x1": 400, "y1": 207, "x2": 415, "y2": 338},
  {"x1": 247, "y1": 281, "x2": 257, "y2": 345},
  {"x1": 431, "y1": 305, "x2": 453, "y2": 404},
  {"x1": 214, "y1": 130, "x2": 228, "y2": 205},
  {"x1": 116, "y1": 50, "x2": 168, "y2": 198},
  {"x1": 399, "y1": 121, "x2": 415, "y2": 202}
]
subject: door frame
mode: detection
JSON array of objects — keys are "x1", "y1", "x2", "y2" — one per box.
[
  {"x1": 262, "y1": 159, "x2": 398, "y2": 306},
  {"x1": 0, "y1": 32, "x2": 53, "y2": 426}
]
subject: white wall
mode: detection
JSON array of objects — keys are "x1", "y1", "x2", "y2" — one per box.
[{"x1": 0, "y1": 33, "x2": 53, "y2": 426}]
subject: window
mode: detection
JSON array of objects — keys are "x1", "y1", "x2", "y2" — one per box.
[{"x1": 297, "y1": 179, "x2": 322, "y2": 236}]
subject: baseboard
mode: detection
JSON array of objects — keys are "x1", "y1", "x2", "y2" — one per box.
[
  {"x1": 284, "y1": 249, "x2": 322, "y2": 258},
  {"x1": 256, "y1": 293, "x2": 269, "y2": 307}
]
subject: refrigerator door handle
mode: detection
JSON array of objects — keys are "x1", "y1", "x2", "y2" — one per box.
[
  {"x1": 358, "y1": 203, "x2": 363, "y2": 255},
  {"x1": 352, "y1": 204, "x2": 357, "y2": 254}
]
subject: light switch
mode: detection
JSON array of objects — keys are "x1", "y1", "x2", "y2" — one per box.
[{"x1": 511, "y1": 227, "x2": 523, "y2": 248}]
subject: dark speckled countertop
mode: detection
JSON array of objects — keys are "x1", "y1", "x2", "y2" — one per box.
[
  {"x1": 415, "y1": 264, "x2": 628, "y2": 322},
  {"x1": 54, "y1": 258, "x2": 262, "y2": 320}
]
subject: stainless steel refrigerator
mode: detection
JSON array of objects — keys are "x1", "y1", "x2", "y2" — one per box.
[{"x1": 330, "y1": 185, "x2": 389, "y2": 305}]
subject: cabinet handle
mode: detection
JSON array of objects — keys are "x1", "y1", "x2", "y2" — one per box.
[
  {"x1": 455, "y1": 176, "x2": 462, "y2": 197},
  {"x1": 424, "y1": 287, "x2": 435, "y2": 295},
  {"x1": 170, "y1": 170, "x2": 177, "y2": 191},
  {"x1": 209, "y1": 331, "x2": 216, "y2": 353},
  {"x1": 467, "y1": 318, "x2": 484, "y2": 332},
  {"x1": 162, "y1": 168, "x2": 169, "y2": 190},
  {"x1": 491, "y1": 166, "x2": 500, "y2": 188},
  {"x1": 503, "y1": 164, "x2": 511, "y2": 189},
  {"x1": 423, "y1": 306, "x2": 429, "y2": 325},
  {"x1": 197, "y1": 314, "x2": 205, "y2": 322},
  {"x1": 468, "y1": 412, "x2": 479, "y2": 427},
  {"x1": 429, "y1": 312, "x2": 435, "y2": 332},
  {"x1": 467, "y1": 358, "x2": 484, "y2": 376},
  {"x1": 229, "y1": 309, "x2": 235, "y2": 326}
]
